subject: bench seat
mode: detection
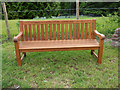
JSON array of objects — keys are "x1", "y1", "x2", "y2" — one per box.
[{"x1": 19, "y1": 39, "x2": 99, "y2": 52}]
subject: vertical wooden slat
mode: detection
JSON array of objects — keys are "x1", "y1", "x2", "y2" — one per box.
[
  {"x1": 33, "y1": 24, "x2": 36, "y2": 40},
  {"x1": 53, "y1": 24, "x2": 56, "y2": 40},
  {"x1": 69, "y1": 23, "x2": 72, "y2": 40},
  {"x1": 57, "y1": 24, "x2": 60, "y2": 40},
  {"x1": 61, "y1": 23, "x2": 64, "y2": 40},
  {"x1": 81, "y1": 23, "x2": 84, "y2": 39},
  {"x1": 29, "y1": 24, "x2": 32, "y2": 41},
  {"x1": 89, "y1": 23, "x2": 91, "y2": 39},
  {"x1": 65, "y1": 24, "x2": 68, "y2": 40},
  {"x1": 49, "y1": 24, "x2": 52, "y2": 40},
  {"x1": 24, "y1": 24, "x2": 28, "y2": 41},
  {"x1": 37, "y1": 24, "x2": 40, "y2": 40},
  {"x1": 20, "y1": 22, "x2": 24, "y2": 41},
  {"x1": 45, "y1": 24, "x2": 48, "y2": 40},
  {"x1": 73, "y1": 23, "x2": 76, "y2": 40},
  {"x1": 85, "y1": 23, "x2": 88, "y2": 39},
  {"x1": 41, "y1": 24, "x2": 44, "y2": 40},
  {"x1": 92, "y1": 19, "x2": 96, "y2": 39},
  {"x1": 77, "y1": 23, "x2": 80, "y2": 39}
]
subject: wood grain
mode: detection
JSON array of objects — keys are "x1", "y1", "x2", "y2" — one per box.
[
  {"x1": 92, "y1": 19, "x2": 96, "y2": 39},
  {"x1": 14, "y1": 42, "x2": 21, "y2": 66},
  {"x1": 29, "y1": 24, "x2": 32, "y2": 41},
  {"x1": 89, "y1": 23, "x2": 91, "y2": 39},
  {"x1": 81, "y1": 23, "x2": 84, "y2": 39},
  {"x1": 49, "y1": 24, "x2": 52, "y2": 40},
  {"x1": 65, "y1": 24, "x2": 68, "y2": 40},
  {"x1": 53, "y1": 24, "x2": 56, "y2": 40},
  {"x1": 69, "y1": 23, "x2": 72, "y2": 40},
  {"x1": 73, "y1": 23, "x2": 76, "y2": 40},
  {"x1": 20, "y1": 20, "x2": 95, "y2": 24},
  {"x1": 77, "y1": 23, "x2": 80, "y2": 39},
  {"x1": 19, "y1": 39, "x2": 99, "y2": 50},
  {"x1": 20, "y1": 22, "x2": 24, "y2": 41},
  {"x1": 14, "y1": 19, "x2": 105, "y2": 66},
  {"x1": 61, "y1": 23, "x2": 64, "y2": 40},
  {"x1": 57, "y1": 24, "x2": 60, "y2": 40},
  {"x1": 45, "y1": 24, "x2": 48, "y2": 40},
  {"x1": 85, "y1": 23, "x2": 88, "y2": 39},
  {"x1": 33, "y1": 24, "x2": 36, "y2": 40},
  {"x1": 24, "y1": 24, "x2": 28, "y2": 41},
  {"x1": 41, "y1": 24, "x2": 44, "y2": 40},
  {"x1": 37, "y1": 24, "x2": 40, "y2": 40}
]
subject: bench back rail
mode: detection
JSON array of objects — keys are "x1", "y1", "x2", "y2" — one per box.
[{"x1": 20, "y1": 20, "x2": 96, "y2": 41}]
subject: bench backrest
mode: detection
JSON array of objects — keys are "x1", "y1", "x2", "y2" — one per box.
[{"x1": 20, "y1": 19, "x2": 96, "y2": 41}]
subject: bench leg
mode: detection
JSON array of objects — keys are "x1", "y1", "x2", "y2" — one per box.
[
  {"x1": 15, "y1": 42, "x2": 21, "y2": 66},
  {"x1": 98, "y1": 47, "x2": 103, "y2": 64},
  {"x1": 16, "y1": 51, "x2": 21, "y2": 66},
  {"x1": 98, "y1": 40, "x2": 104, "y2": 64}
]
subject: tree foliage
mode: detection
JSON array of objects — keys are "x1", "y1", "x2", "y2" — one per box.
[
  {"x1": 3, "y1": 2, "x2": 119, "y2": 19},
  {"x1": 5, "y1": 2, "x2": 61, "y2": 19}
]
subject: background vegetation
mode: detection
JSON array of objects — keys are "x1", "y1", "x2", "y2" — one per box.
[{"x1": 3, "y1": 2, "x2": 119, "y2": 19}]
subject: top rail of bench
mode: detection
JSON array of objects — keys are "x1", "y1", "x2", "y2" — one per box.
[{"x1": 20, "y1": 19, "x2": 96, "y2": 24}]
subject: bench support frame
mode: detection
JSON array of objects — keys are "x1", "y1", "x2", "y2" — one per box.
[{"x1": 14, "y1": 42, "x2": 21, "y2": 66}]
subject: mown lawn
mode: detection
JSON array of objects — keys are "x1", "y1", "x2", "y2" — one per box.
[{"x1": 2, "y1": 41, "x2": 118, "y2": 88}]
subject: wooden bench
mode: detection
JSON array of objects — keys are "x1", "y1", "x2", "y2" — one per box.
[{"x1": 14, "y1": 19, "x2": 105, "y2": 66}]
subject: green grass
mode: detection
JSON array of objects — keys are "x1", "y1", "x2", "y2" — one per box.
[
  {"x1": 2, "y1": 16, "x2": 119, "y2": 41},
  {"x1": 2, "y1": 41, "x2": 118, "y2": 88},
  {"x1": 2, "y1": 16, "x2": 118, "y2": 88}
]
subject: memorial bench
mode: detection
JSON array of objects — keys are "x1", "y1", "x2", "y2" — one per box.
[{"x1": 14, "y1": 19, "x2": 105, "y2": 66}]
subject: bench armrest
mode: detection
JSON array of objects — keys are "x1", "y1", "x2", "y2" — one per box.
[
  {"x1": 13, "y1": 32, "x2": 23, "y2": 42},
  {"x1": 93, "y1": 30, "x2": 105, "y2": 40}
]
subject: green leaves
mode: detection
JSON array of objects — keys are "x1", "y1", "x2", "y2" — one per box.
[{"x1": 6, "y1": 2, "x2": 61, "y2": 19}]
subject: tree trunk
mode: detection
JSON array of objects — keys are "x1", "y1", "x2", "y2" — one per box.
[
  {"x1": 76, "y1": 0, "x2": 79, "y2": 20},
  {"x1": 2, "y1": 2, "x2": 11, "y2": 40}
]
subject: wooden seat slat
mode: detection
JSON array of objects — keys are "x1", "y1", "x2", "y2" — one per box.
[
  {"x1": 45, "y1": 24, "x2": 48, "y2": 40},
  {"x1": 37, "y1": 24, "x2": 40, "y2": 40},
  {"x1": 81, "y1": 23, "x2": 84, "y2": 39},
  {"x1": 53, "y1": 24, "x2": 56, "y2": 40},
  {"x1": 65, "y1": 24, "x2": 68, "y2": 40},
  {"x1": 57, "y1": 24, "x2": 60, "y2": 40},
  {"x1": 73, "y1": 23, "x2": 76, "y2": 39},
  {"x1": 89, "y1": 23, "x2": 91, "y2": 39},
  {"x1": 19, "y1": 39, "x2": 99, "y2": 50},
  {"x1": 33, "y1": 24, "x2": 36, "y2": 40},
  {"x1": 29, "y1": 24, "x2": 32, "y2": 41},
  {"x1": 69, "y1": 23, "x2": 72, "y2": 40},
  {"x1": 77, "y1": 23, "x2": 80, "y2": 39},
  {"x1": 61, "y1": 23, "x2": 64, "y2": 40},
  {"x1": 24, "y1": 24, "x2": 28, "y2": 41},
  {"x1": 49, "y1": 24, "x2": 52, "y2": 40},
  {"x1": 41, "y1": 24, "x2": 44, "y2": 40},
  {"x1": 85, "y1": 23, "x2": 88, "y2": 39},
  {"x1": 20, "y1": 22, "x2": 24, "y2": 41},
  {"x1": 92, "y1": 21, "x2": 96, "y2": 39}
]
